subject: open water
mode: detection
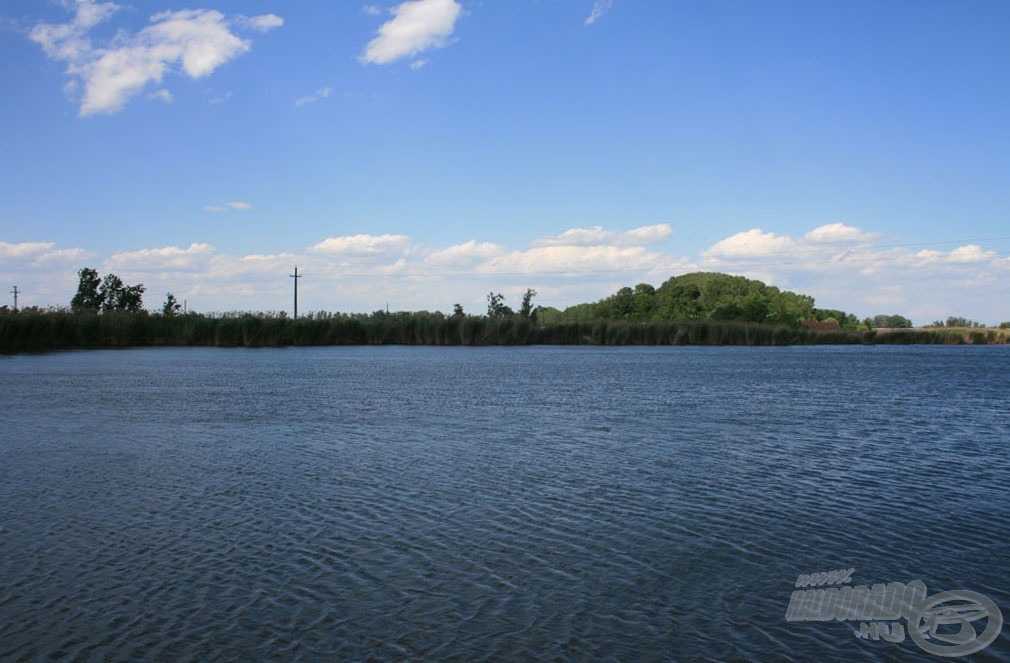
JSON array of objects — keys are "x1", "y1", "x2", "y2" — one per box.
[{"x1": 1, "y1": 345, "x2": 1008, "y2": 661}]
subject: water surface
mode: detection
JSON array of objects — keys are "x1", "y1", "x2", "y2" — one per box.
[{"x1": 1, "y1": 345, "x2": 1008, "y2": 661}]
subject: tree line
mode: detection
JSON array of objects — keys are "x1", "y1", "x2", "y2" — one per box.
[
  {"x1": 71, "y1": 268, "x2": 146, "y2": 313},
  {"x1": 3, "y1": 267, "x2": 1010, "y2": 353},
  {"x1": 69, "y1": 267, "x2": 184, "y2": 315},
  {"x1": 539, "y1": 272, "x2": 853, "y2": 328},
  {"x1": 51, "y1": 267, "x2": 994, "y2": 331}
]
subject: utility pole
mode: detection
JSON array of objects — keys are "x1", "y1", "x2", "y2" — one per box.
[
  {"x1": 290, "y1": 267, "x2": 302, "y2": 319},
  {"x1": 10, "y1": 285, "x2": 19, "y2": 312}
]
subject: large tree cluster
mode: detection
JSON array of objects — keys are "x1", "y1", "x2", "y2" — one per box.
[{"x1": 71, "y1": 267, "x2": 145, "y2": 313}]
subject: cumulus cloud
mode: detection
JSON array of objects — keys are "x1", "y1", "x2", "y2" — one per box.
[
  {"x1": 105, "y1": 243, "x2": 215, "y2": 271},
  {"x1": 308, "y1": 233, "x2": 413, "y2": 256},
  {"x1": 28, "y1": 0, "x2": 119, "y2": 62},
  {"x1": 147, "y1": 88, "x2": 173, "y2": 104},
  {"x1": 479, "y1": 244, "x2": 678, "y2": 277},
  {"x1": 294, "y1": 86, "x2": 332, "y2": 106},
  {"x1": 0, "y1": 241, "x2": 61, "y2": 260},
  {"x1": 28, "y1": 1, "x2": 282, "y2": 116},
  {"x1": 428, "y1": 240, "x2": 504, "y2": 266},
  {"x1": 37, "y1": 248, "x2": 92, "y2": 264},
  {"x1": 703, "y1": 228, "x2": 796, "y2": 259},
  {"x1": 699, "y1": 223, "x2": 1004, "y2": 275},
  {"x1": 360, "y1": 0, "x2": 462, "y2": 65},
  {"x1": 534, "y1": 224, "x2": 673, "y2": 248},
  {"x1": 6, "y1": 223, "x2": 1010, "y2": 323},
  {"x1": 585, "y1": 0, "x2": 615, "y2": 26},
  {"x1": 204, "y1": 201, "x2": 252, "y2": 212},
  {"x1": 946, "y1": 244, "x2": 996, "y2": 264},
  {"x1": 693, "y1": 223, "x2": 1010, "y2": 324},
  {"x1": 803, "y1": 222, "x2": 879, "y2": 244},
  {"x1": 0, "y1": 241, "x2": 89, "y2": 265},
  {"x1": 240, "y1": 14, "x2": 284, "y2": 33}
]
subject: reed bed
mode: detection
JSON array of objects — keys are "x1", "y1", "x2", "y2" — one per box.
[
  {"x1": 6, "y1": 310, "x2": 1010, "y2": 353},
  {"x1": 0, "y1": 310, "x2": 901, "y2": 352}
]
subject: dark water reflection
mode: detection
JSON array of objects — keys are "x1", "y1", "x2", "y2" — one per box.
[{"x1": 1, "y1": 345, "x2": 1008, "y2": 661}]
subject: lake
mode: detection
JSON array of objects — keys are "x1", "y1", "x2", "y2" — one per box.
[{"x1": 1, "y1": 345, "x2": 1008, "y2": 661}]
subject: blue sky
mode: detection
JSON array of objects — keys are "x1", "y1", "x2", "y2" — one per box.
[{"x1": 2, "y1": 0, "x2": 1009, "y2": 323}]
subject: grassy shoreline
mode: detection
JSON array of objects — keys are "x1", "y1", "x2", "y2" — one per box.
[{"x1": 2, "y1": 310, "x2": 1009, "y2": 353}]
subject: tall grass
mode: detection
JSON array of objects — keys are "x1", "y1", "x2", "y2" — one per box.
[
  {"x1": 872, "y1": 327, "x2": 1010, "y2": 345},
  {"x1": 4, "y1": 310, "x2": 1007, "y2": 353},
  {"x1": 0, "y1": 310, "x2": 864, "y2": 352}
]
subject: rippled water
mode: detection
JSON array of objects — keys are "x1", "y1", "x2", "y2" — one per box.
[{"x1": 1, "y1": 345, "x2": 1008, "y2": 661}]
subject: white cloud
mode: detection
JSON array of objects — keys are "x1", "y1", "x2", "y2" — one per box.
[
  {"x1": 0, "y1": 241, "x2": 89, "y2": 265},
  {"x1": 105, "y1": 243, "x2": 215, "y2": 271},
  {"x1": 29, "y1": 0, "x2": 120, "y2": 62},
  {"x1": 479, "y1": 244, "x2": 679, "y2": 277},
  {"x1": 241, "y1": 14, "x2": 284, "y2": 33},
  {"x1": 147, "y1": 88, "x2": 173, "y2": 104},
  {"x1": 947, "y1": 244, "x2": 995, "y2": 264},
  {"x1": 701, "y1": 224, "x2": 896, "y2": 271},
  {"x1": 308, "y1": 233, "x2": 414, "y2": 256},
  {"x1": 208, "y1": 90, "x2": 232, "y2": 105},
  {"x1": 693, "y1": 224, "x2": 1010, "y2": 323},
  {"x1": 534, "y1": 224, "x2": 673, "y2": 248},
  {"x1": 0, "y1": 241, "x2": 60, "y2": 260},
  {"x1": 803, "y1": 222, "x2": 879, "y2": 244},
  {"x1": 624, "y1": 224, "x2": 675, "y2": 244},
  {"x1": 27, "y1": 2, "x2": 282, "y2": 116},
  {"x1": 361, "y1": 0, "x2": 462, "y2": 65},
  {"x1": 6, "y1": 223, "x2": 1010, "y2": 323},
  {"x1": 428, "y1": 240, "x2": 504, "y2": 265},
  {"x1": 409, "y1": 59, "x2": 428, "y2": 70},
  {"x1": 703, "y1": 228, "x2": 796, "y2": 258},
  {"x1": 294, "y1": 86, "x2": 333, "y2": 106},
  {"x1": 35, "y1": 247, "x2": 92, "y2": 264},
  {"x1": 585, "y1": 0, "x2": 615, "y2": 26},
  {"x1": 204, "y1": 201, "x2": 252, "y2": 212},
  {"x1": 362, "y1": 5, "x2": 383, "y2": 16}
]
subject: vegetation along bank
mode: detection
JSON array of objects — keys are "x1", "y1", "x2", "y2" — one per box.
[{"x1": 1, "y1": 269, "x2": 1007, "y2": 352}]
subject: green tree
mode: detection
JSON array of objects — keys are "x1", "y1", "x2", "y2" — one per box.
[
  {"x1": 71, "y1": 268, "x2": 145, "y2": 313},
  {"x1": 656, "y1": 281, "x2": 703, "y2": 319},
  {"x1": 519, "y1": 288, "x2": 539, "y2": 321},
  {"x1": 486, "y1": 292, "x2": 512, "y2": 317},
  {"x1": 99, "y1": 274, "x2": 125, "y2": 312},
  {"x1": 71, "y1": 267, "x2": 103, "y2": 311},
  {"x1": 944, "y1": 316, "x2": 982, "y2": 328},
  {"x1": 601, "y1": 286, "x2": 635, "y2": 318},
  {"x1": 631, "y1": 283, "x2": 656, "y2": 318},
  {"x1": 119, "y1": 284, "x2": 145, "y2": 312},
  {"x1": 162, "y1": 292, "x2": 182, "y2": 316},
  {"x1": 814, "y1": 308, "x2": 860, "y2": 330},
  {"x1": 452, "y1": 303, "x2": 465, "y2": 318},
  {"x1": 764, "y1": 291, "x2": 814, "y2": 326},
  {"x1": 865, "y1": 314, "x2": 912, "y2": 329}
]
